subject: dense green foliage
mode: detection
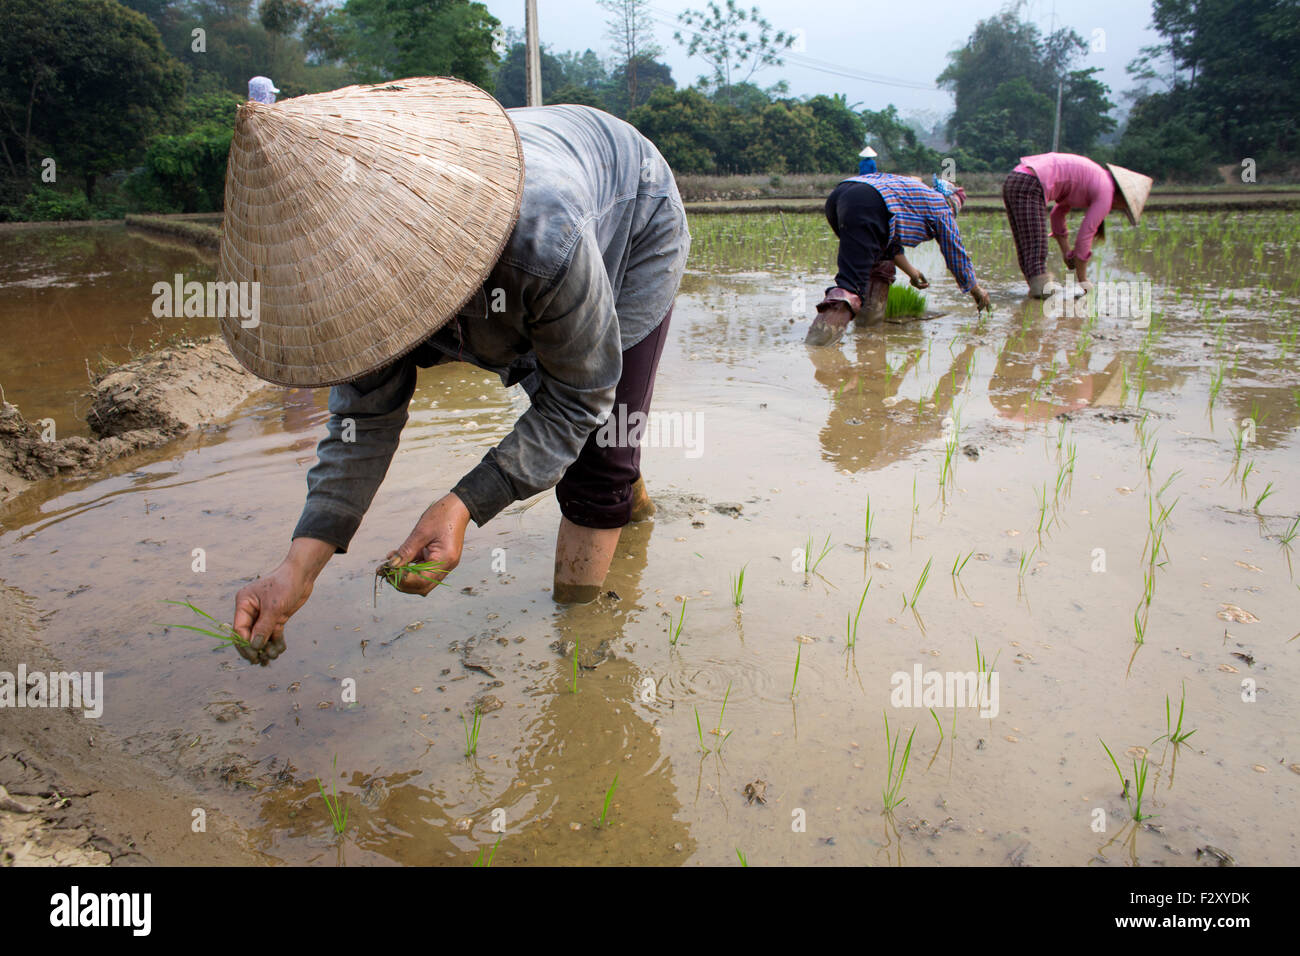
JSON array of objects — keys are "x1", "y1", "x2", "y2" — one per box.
[
  {"x1": 1, "y1": 0, "x2": 1292, "y2": 220},
  {"x1": 1117, "y1": 0, "x2": 1300, "y2": 182}
]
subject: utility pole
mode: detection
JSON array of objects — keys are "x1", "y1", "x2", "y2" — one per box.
[
  {"x1": 1052, "y1": 79, "x2": 1063, "y2": 152},
  {"x1": 525, "y1": 0, "x2": 542, "y2": 108}
]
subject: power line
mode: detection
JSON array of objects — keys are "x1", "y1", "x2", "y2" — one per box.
[{"x1": 645, "y1": 5, "x2": 940, "y2": 92}]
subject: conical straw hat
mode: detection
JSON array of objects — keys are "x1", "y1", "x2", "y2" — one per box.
[
  {"x1": 218, "y1": 77, "x2": 524, "y2": 387},
  {"x1": 1106, "y1": 163, "x2": 1153, "y2": 226}
]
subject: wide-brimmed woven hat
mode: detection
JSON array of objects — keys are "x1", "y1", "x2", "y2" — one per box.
[
  {"x1": 1106, "y1": 163, "x2": 1153, "y2": 226},
  {"x1": 219, "y1": 76, "x2": 524, "y2": 387},
  {"x1": 858, "y1": 145, "x2": 878, "y2": 158}
]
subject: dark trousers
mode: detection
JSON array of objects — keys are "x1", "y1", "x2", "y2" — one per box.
[
  {"x1": 555, "y1": 308, "x2": 672, "y2": 529},
  {"x1": 825, "y1": 180, "x2": 897, "y2": 298},
  {"x1": 1002, "y1": 170, "x2": 1049, "y2": 279}
]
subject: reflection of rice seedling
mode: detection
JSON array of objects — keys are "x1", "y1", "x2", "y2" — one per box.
[
  {"x1": 669, "y1": 601, "x2": 686, "y2": 646},
  {"x1": 463, "y1": 703, "x2": 483, "y2": 757},
  {"x1": 1101, "y1": 739, "x2": 1154, "y2": 822},
  {"x1": 317, "y1": 755, "x2": 349, "y2": 836},
  {"x1": 845, "y1": 580, "x2": 871, "y2": 650},
  {"x1": 730, "y1": 564, "x2": 747, "y2": 607},
  {"x1": 1254, "y1": 481, "x2": 1275, "y2": 513},
  {"x1": 791, "y1": 641, "x2": 802, "y2": 698},
  {"x1": 160, "y1": 600, "x2": 254, "y2": 650},
  {"x1": 1153, "y1": 682, "x2": 1196, "y2": 746},
  {"x1": 908, "y1": 558, "x2": 933, "y2": 610},
  {"x1": 472, "y1": 835, "x2": 502, "y2": 867},
  {"x1": 596, "y1": 772, "x2": 619, "y2": 827},
  {"x1": 881, "y1": 711, "x2": 916, "y2": 813}
]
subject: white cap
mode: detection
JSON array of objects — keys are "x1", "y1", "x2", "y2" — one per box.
[
  {"x1": 248, "y1": 76, "x2": 280, "y2": 104},
  {"x1": 858, "y1": 146, "x2": 878, "y2": 158}
]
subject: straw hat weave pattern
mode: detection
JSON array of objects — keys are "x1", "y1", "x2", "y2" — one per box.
[{"x1": 219, "y1": 77, "x2": 524, "y2": 387}]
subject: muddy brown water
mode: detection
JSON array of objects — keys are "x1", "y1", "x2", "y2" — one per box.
[{"x1": 1, "y1": 216, "x2": 1297, "y2": 866}]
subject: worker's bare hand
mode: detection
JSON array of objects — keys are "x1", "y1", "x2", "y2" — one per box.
[
  {"x1": 384, "y1": 493, "x2": 472, "y2": 596},
  {"x1": 232, "y1": 565, "x2": 310, "y2": 665},
  {"x1": 910, "y1": 272, "x2": 929, "y2": 290},
  {"x1": 970, "y1": 285, "x2": 992, "y2": 312}
]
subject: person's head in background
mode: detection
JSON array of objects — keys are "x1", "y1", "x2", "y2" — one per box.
[
  {"x1": 932, "y1": 175, "x2": 967, "y2": 216},
  {"x1": 248, "y1": 76, "x2": 280, "y2": 104}
]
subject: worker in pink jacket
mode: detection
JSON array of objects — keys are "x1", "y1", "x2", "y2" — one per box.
[{"x1": 1002, "y1": 152, "x2": 1152, "y2": 297}]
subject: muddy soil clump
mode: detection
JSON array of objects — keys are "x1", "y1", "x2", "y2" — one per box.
[{"x1": 1, "y1": 336, "x2": 264, "y2": 502}]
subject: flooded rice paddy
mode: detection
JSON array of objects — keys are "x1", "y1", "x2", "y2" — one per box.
[{"x1": 1, "y1": 211, "x2": 1298, "y2": 866}]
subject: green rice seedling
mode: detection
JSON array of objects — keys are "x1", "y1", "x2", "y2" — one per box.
[
  {"x1": 694, "y1": 705, "x2": 710, "y2": 754},
  {"x1": 929, "y1": 707, "x2": 944, "y2": 741},
  {"x1": 791, "y1": 641, "x2": 802, "y2": 698},
  {"x1": 951, "y1": 550, "x2": 973, "y2": 580},
  {"x1": 845, "y1": 579, "x2": 871, "y2": 650},
  {"x1": 1240, "y1": 460, "x2": 1255, "y2": 496},
  {"x1": 669, "y1": 600, "x2": 686, "y2": 646},
  {"x1": 1254, "y1": 481, "x2": 1275, "y2": 513},
  {"x1": 974, "y1": 635, "x2": 1001, "y2": 675},
  {"x1": 1144, "y1": 440, "x2": 1159, "y2": 480},
  {"x1": 1133, "y1": 607, "x2": 1147, "y2": 646},
  {"x1": 595, "y1": 772, "x2": 619, "y2": 827},
  {"x1": 463, "y1": 703, "x2": 483, "y2": 757},
  {"x1": 885, "y1": 282, "x2": 927, "y2": 320},
  {"x1": 1100, "y1": 739, "x2": 1154, "y2": 822},
  {"x1": 471, "y1": 835, "x2": 502, "y2": 867},
  {"x1": 730, "y1": 564, "x2": 747, "y2": 607},
  {"x1": 316, "y1": 754, "x2": 349, "y2": 836},
  {"x1": 1279, "y1": 514, "x2": 1300, "y2": 548},
  {"x1": 713, "y1": 682, "x2": 734, "y2": 751},
  {"x1": 1035, "y1": 482, "x2": 1050, "y2": 539},
  {"x1": 736, "y1": 848, "x2": 748, "y2": 867},
  {"x1": 908, "y1": 558, "x2": 933, "y2": 610},
  {"x1": 160, "y1": 600, "x2": 254, "y2": 650},
  {"x1": 1016, "y1": 545, "x2": 1038, "y2": 581},
  {"x1": 375, "y1": 559, "x2": 446, "y2": 604},
  {"x1": 804, "y1": 533, "x2": 833, "y2": 575},
  {"x1": 864, "y1": 496, "x2": 874, "y2": 547},
  {"x1": 1208, "y1": 362, "x2": 1225, "y2": 410},
  {"x1": 881, "y1": 710, "x2": 916, "y2": 813},
  {"x1": 1153, "y1": 682, "x2": 1196, "y2": 746},
  {"x1": 1156, "y1": 469, "x2": 1182, "y2": 501}
]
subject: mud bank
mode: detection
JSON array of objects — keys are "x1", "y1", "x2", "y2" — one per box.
[
  {"x1": 0, "y1": 584, "x2": 263, "y2": 865},
  {"x1": 0, "y1": 336, "x2": 264, "y2": 503}
]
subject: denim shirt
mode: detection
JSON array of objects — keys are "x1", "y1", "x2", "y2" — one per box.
[{"x1": 292, "y1": 105, "x2": 690, "y2": 551}]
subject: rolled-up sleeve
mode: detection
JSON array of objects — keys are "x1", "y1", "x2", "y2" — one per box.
[
  {"x1": 1049, "y1": 202, "x2": 1070, "y2": 241},
  {"x1": 451, "y1": 228, "x2": 621, "y2": 526},
  {"x1": 292, "y1": 360, "x2": 417, "y2": 553}
]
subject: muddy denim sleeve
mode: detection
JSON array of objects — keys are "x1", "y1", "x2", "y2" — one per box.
[
  {"x1": 292, "y1": 360, "x2": 417, "y2": 553},
  {"x1": 452, "y1": 230, "x2": 621, "y2": 526}
]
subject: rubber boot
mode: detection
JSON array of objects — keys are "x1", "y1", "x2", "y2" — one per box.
[
  {"x1": 1027, "y1": 272, "x2": 1057, "y2": 298},
  {"x1": 629, "y1": 475, "x2": 655, "y2": 522},
  {"x1": 805, "y1": 303, "x2": 853, "y2": 347},
  {"x1": 856, "y1": 277, "x2": 889, "y2": 327},
  {"x1": 552, "y1": 518, "x2": 622, "y2": 604}
]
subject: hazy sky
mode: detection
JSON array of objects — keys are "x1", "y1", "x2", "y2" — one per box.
[{"x1": 486, "y1": 0, "x2": 1161, "y2": 122}]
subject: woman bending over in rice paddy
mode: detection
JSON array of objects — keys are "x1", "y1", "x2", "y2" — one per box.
[{"x1": 217, "y1": 79, "x2": 689, "y2": 662}]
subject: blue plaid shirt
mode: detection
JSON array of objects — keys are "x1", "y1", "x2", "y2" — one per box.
[{"x1": 843, "y1": 173, "x2": 978, "y2": 292}]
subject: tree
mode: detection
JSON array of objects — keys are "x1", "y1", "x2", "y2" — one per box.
[
  {"x1": 0, "y1": 0, "x2": 185, "y2": 200},
  {"x1": 628, "y1": 86, "x2": 720, "y2": 173},
  {"x1": 331, "y1": 0, "x2": 501, "y2": 89},
  {"x1": 937, "y1": 6, "x2": 1115, "y2": 167},
  {"x1": 1119, "y1": 0, "x2": 1300, "y2": 175},
  {"x1": 675, "y1": 1, "x2": 793, "y2": 105},
  {"x1": 861, "y1": 105, "x2": 942, "y2": 173},
  {"x1": 599, "y1": 0, "x2": 662, "y2": 112},
  {"x1": 603, "y1": 57, "x2": 675, "y2": 116},
  {"x1": 493, "y1": 41, "x2": 567, "y2": 108}
]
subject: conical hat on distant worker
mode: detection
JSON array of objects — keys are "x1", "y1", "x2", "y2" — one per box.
[
  {"x1": 1106, "y1": 163, "x2": 1153, "y2": 226},
  {"x1": 858, "y1": 146, "x2": 878, "y2": 158},
  {"x1": 219, "y1": 77, "x2": 525, "y2": 388}
]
